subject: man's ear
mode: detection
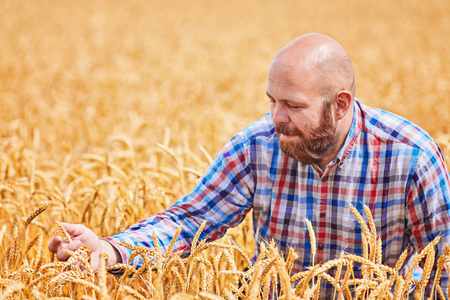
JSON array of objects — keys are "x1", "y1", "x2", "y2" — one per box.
[{"x1": 334, "y1": 90, "x2": 352, "y2": 120}]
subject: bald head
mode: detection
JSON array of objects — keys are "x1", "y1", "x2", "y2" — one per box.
[{"x1": 269, "y1": 33, "x2": 355, "y2": 99}]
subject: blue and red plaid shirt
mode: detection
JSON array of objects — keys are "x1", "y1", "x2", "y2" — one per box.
[{"x1": 106, "y1": 98, "x2": 450, "y2": 287}]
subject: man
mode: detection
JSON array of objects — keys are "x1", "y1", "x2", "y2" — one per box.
[{"x1": 49, "y1": 33, "x2": 450, "y2": 294}]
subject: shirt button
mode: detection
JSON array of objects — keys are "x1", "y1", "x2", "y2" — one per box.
[
  {"x1": 321, "y1": 176, "x2": 328, "y2": 182},
  {"x1": 318, "y1": 244, "x2": 324, "y2": 251},
  {"x1": 320, "y1": 212, "x2": 326, "y2": 218}
]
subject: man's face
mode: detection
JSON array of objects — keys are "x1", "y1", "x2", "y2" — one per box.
[
  {"x1": 267, "y1": 60, "x2": 341, "y2": 166},
  {"x1": 274, "y1": 99, "x2": 339, "y2": 165}
]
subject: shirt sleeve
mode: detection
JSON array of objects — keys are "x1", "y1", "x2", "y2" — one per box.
[
  {"x1": 405, "y1": 141, "x2": 450, "y2": 295},
  {"x1": 104, "y1": 131, "x2": 255, "y2": 269}
]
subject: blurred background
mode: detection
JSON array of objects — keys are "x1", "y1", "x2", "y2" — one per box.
[{"x1": 0, "y1": 0, "x2": 449, "y2": 162}]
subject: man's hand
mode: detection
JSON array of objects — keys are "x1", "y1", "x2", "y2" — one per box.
[{"x1": 48, "y1": 223, "x2": 121, "y2": 272}]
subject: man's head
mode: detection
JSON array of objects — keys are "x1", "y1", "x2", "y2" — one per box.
[{"x1": 266, "y1": 33, "x2": 355, "y2": 168}]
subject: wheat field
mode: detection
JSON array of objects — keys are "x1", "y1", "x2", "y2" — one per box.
[{"x1": 0, "y1": 0, "x2": 449, "y2": 299}]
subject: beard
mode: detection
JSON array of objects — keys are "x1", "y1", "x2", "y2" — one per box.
[{"x1": 275, "y1": 100, "x2": 340, "y2": 166}]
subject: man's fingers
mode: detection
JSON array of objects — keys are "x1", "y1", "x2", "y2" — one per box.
[
  {"x1": 48, "y1": 236, "x2": 63, "y2": 253},
  {"x1": 61, "y1": 223, "x2": 88, "y2": 238},
  {"x1": 56, "y1": 240, "x2": 82, "y2": 261}
]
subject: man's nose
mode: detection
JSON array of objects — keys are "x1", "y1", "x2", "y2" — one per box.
[{"x1": 271, "y1": 105, "x2": 289, "y2": 124}]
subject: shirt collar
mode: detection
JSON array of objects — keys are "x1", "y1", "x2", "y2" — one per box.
[{"x1": 334, "y1": 98, "x2": 362, "y2": 167}]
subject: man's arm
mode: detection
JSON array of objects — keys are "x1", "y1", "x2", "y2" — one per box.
[
  {"x1": 104, "y1": 131, "x2": 255, "y2": 269},
  {"x1": 405, "y1": 141, "x2": 450, "y2": 295}
]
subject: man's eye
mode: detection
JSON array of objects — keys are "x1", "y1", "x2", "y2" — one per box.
[{"x1": 288, "y1": 104, "x2": 300, "y2": 109}]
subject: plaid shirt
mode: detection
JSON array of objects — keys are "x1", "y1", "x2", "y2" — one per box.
[{"x1": 106, "y1": 98, "x2": 450, "y2": 291}]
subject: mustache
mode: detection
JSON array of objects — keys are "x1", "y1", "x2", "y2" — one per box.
[{"x1": 275, "y1": 124, "x2": 303, "y2": 137}]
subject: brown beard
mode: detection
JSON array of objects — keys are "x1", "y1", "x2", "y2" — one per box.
[{"x1": 275, "y1": 100, "x2": 340, "y2": 165}]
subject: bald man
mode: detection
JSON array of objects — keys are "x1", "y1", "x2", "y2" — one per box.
[{"x1": 49, "y1": 33, "x2": 450, "y2": 297}]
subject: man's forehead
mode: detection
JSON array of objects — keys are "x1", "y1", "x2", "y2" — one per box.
[{"x1": 267, "y1": 64, "x2": 316, "y2": 96}]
